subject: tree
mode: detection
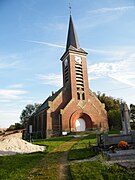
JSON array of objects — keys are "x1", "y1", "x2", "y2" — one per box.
[
  {"x1": 7, "y1": 123, "x2": 23, "y2": 131},
  {"x1": 108, "y1": 110, "x2": 122, "y2": 130},
  {"x1": 7, "y1": 124, "x2": 15, "y2": 131},
  {"x1": 96, "y1": 92, "x2": 121, "y2": 130},
  {"x1": 130, "y1": 104, "x2": 135, "y2": 129},
  {"x1": 130, "y1": 104, "x2": 135, "y2": 121},
  {"x1": 97, "y1": 92, "x2": 120, "y2": 112},
  {"x1": 20, "y1": 103, "x2": 41, "y2": 124}
]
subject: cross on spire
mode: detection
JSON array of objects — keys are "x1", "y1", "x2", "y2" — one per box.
[{"x1": 69, "y1": 0, "x2": 72, "y2": 15}]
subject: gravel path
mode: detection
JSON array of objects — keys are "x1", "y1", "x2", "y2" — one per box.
[{"x1": 71, "y1": 155, "x2": 99, "y2": 164}]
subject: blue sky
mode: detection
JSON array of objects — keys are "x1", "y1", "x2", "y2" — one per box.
[{"x1": 0, "y1": 0, "x2": 135, "y2": 128}]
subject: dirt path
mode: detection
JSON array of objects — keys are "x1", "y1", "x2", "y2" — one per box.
[
  {"x1": 59, "y1": 151, "x2": 70, "y2": 180},
  {"x1": 28, "y1": 138, "x2": 79, "y2": 180},
  {"x1": 56, "y1": 139, "x2": 79, "y2": 180}
]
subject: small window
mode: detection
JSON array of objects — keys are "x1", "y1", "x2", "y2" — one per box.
[
  {"x1": 77, "y1": 92, "x2": 80, "y2": 100},
  {"x1": 82, "y1": 93, "x2": 85, "y2": 100}
]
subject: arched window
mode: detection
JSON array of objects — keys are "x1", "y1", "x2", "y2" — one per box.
[
  {"x1": 82, "y1": 93, "x2": 85, "y2": 100},
  {"x1": 77, "y1": 92, "x2": 80, "y2": 100}
]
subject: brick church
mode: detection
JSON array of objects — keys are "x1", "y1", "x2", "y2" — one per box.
[{"x1": 28, "y1": 15, "x2": 108, "y2": 138}]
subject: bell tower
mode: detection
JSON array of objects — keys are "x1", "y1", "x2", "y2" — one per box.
[{"x1": 61, "y1": 15, "x2": 90, "y2": 103}]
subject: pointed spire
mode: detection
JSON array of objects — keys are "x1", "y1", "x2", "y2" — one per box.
[{"x1": 66, "y1": 15, "x2": 80, "y2": 50}]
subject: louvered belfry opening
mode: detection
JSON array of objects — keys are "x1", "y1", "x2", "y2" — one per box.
[{"x1": 75, "y1": 62, "x2": 85, "y2": 100}]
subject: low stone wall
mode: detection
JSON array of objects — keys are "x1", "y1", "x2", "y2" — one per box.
[
  {"x1": 97, "y1": 131, "x2": 135, "y2": 147},
  {"x1": 104, "y1": 149, "x2": 135, "y2": 160}
]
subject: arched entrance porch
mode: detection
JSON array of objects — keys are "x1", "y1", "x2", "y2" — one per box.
[{"x1": 70, "y1": 111, "x2": 92, "y2": 132}]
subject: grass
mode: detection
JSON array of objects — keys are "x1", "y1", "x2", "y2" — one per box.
[
  {"x1": 108, "y1": 130, "x2": 120, "y2": 134},
  {"x1": 0, "y1": 152, "x2": 45, "y2": 180},
  {"x1": 68, "y1": 134, "x2": 97, "y2": 160},
  {"x1": 70, "y1": 161, "x2": 135, "y2": 180},
  {"x1": 28, "y1": 137, "x2": 79, "y2": 179},
  {"x1": 0, "y1": 135, "x2": 73, "y2": 180},
  {"x1": 32, "y1": 135, "x2": 73, "y2": 152},
  {"x1": 1, "y1": 131, "x2": 134, "y2": 179},
  {"x1": 28, "y1": 151, "x2": 62, "y2": 179}
]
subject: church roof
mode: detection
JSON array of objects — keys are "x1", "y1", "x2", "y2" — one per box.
[
  {"x1": 37, "y1": 88, "x2": 63, "y2": 113},
  {"x1": 66, "y1": 15, "x2": 80, "y2": 50}
]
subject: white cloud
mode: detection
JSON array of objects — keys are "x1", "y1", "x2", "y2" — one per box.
[
  {"x1": 0, "y1": 89, "x2": 28, "y2": 102},
  {"x1": 35, "y1": 47, "x2": 135, "y2": 89},
  {"x1": 37, "y1": 73, "x2": 62, "y2": 87},
  {"x1": 0, "y1": 54, "x2": 21, "y2": 69},
  {"x1": 24, "y1": 40, "x2": 129, "y2": 60},
  {"x1": 0, "y1": 109, "x2": 22, "y2": 128},
  {"x1": 86, "y1": 48, "x2": 128, "y2": 58},
  {"x1": 78, "y1": 6, "x2": 135, "y2": 30},
  {"x1": 89, "y1": 6, "x2": 135, "y2": 14},
  {"x1": 8, "y1": 84, "x2": 24, "y2": 89},
  {"x1": 88, "y1": 52, "x2": 135, "y2": 87},
  {"x1": 24, "y1": 40, "x2": 65, "y2": 49},
  {"x1": 0, "y1": 60, "x2": 19, "y2": 69},
  {"x1": 0, "y1": 86, "x2": 31, "y2": 127}
]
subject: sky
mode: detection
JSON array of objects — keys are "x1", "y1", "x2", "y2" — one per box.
[{"x1": 0, "y1": 0, "x2": 135, "y2": 128}]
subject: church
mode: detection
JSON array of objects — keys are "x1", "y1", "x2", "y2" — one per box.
[{"x1": 28, "y1": 15, "x2": 108, "y2": 138}]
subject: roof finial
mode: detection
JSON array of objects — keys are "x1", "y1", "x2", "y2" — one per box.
[{"x1": 69, "y1": 0, "x2": 72, "y2": 15}]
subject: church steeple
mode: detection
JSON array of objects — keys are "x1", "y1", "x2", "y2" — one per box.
[{"x1": 66, "y1": 15, "x2": 80, "y2": 50}]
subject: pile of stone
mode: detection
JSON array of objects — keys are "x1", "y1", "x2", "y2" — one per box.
[{"x1": 0, "y1": 136, "x2": 46, "y2": 156}]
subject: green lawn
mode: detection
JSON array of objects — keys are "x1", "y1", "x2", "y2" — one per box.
[
  {"x1": 32, "y1": 135, "x2": 73, "y2": 152},
  {"x1": 28, "y1": 138, "x2": 79, "y2": 179},
  {"x1": 0, "y1": 152, "x2": 45, "y2": 180},
  {"x1": 68, "y1": 134, "x2": 97, "y2": 160},
  {"x1": 70, "y1": 161, "x2": 135, "y2": 180},
  {"x1": 1, "y1": 132, "x2": 134, "y2": 180},
  {"x1": 0, "y1": 135, "x2": 73, "y2": 180}
]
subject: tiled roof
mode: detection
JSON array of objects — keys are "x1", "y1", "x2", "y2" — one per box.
[
  {"x1": 66, "y1": 15, "x2": 80, "y2": 50},
  {"x1": 37, "y1": 88, "x2": 63, "y2": 113}
]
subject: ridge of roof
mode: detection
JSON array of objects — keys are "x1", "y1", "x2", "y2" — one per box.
[{"x1": 37, "y1": 88, "x2": 63, "y2": 113}]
